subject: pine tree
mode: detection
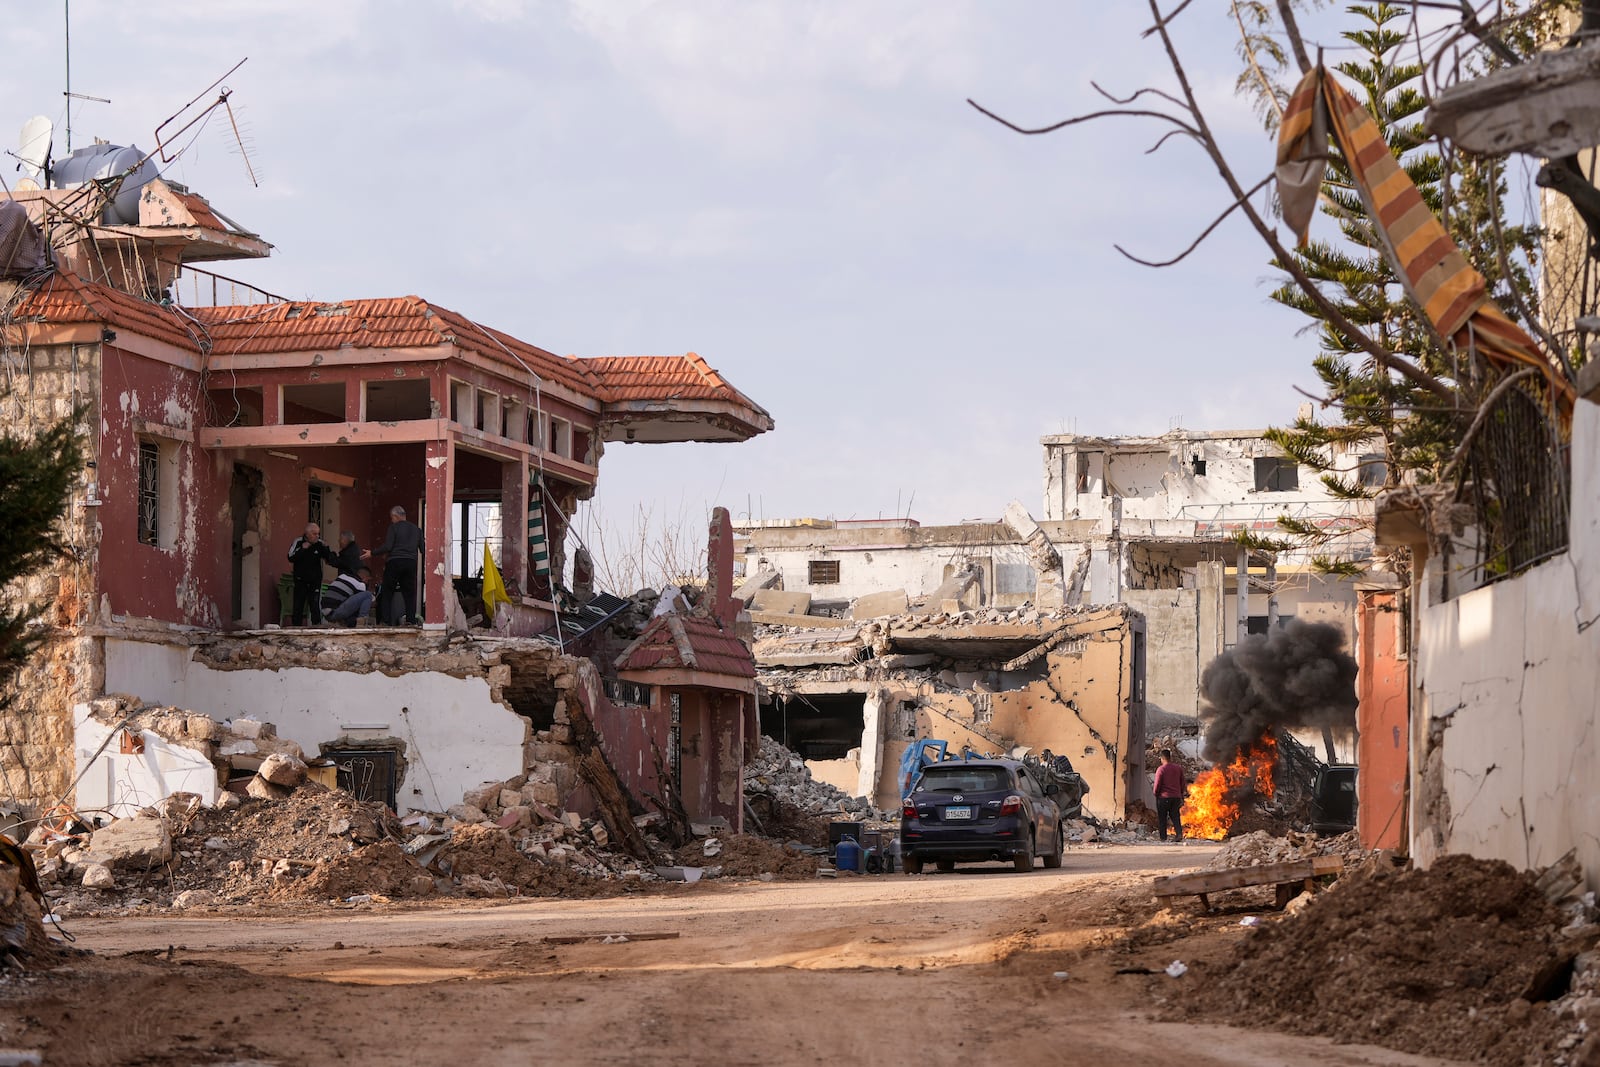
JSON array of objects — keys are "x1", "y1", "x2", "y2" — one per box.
[
  {"x1": 1242, "y1": 3, "x2": 1548, "y2": 574},
  {"x1": 0, "y1": 411, "x2": 84, "y2": 706}
]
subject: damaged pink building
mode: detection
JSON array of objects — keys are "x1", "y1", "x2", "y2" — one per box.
[{"x1": 1, "y1": 162, "x2": 770, "y2": 836}]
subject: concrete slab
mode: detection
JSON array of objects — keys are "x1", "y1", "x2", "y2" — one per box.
[
  {"x1": 752, "y1": 589, "x2": 812, "y2": 615},
  {"x1": 849, "y1": 589, "x2": 909, "y2": 620}
]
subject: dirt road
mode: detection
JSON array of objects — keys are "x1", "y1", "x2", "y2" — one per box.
[{"x1": 5, "y1": 844, "x2": 1465, "y2": 1066}]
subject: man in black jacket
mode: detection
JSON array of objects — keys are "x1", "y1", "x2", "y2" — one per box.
[
  {"x1": 364, "y1": 506, "x2": 424, "y2": 625},
  {"x1": 334, "y1": 530, "x2": 364, "y2": 577},
  {"x1": 287, "y1": 522, "x2": 335, "y2": 625}
]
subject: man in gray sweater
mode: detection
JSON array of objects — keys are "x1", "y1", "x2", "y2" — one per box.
[{"x1": 364, "y1": 506, "x2": 424, "y2": 625}]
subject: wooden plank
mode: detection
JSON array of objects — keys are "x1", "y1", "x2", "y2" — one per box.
[
  {"x1": 541, "y1": 932, "x2": 681, "y2": 945},
  {"x1": 1152, "y1": 855, "x2": 1342, "y2": 898}
]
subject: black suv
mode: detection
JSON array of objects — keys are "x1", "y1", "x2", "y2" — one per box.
[{"x1": 900, "y1": 759, "x2": 1065, "y2": 874}]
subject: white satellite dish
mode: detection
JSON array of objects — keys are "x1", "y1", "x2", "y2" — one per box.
[{"x1": 18, "y1": 115, "x2": 53, "y2": 182}]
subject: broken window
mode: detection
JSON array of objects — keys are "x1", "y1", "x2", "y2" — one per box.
[
  {"x1": 364, "y1": 379, "x2": 432, "y2": 422},
  {"x1": 1253, "y1": 457, "x2": 1300, "y2": 492},
  {"x1": 760, "y1": 692, "x2": 864, "y2": 760},
  {"x1": 281, "y1": 382, "x2": 347, "y2": 424},
  {"x1": 808, "y1": 559, "x2": 840, "y2": 585},
  {"x1": 1191, "y1": 455, "x2": 1207, "y2": 476},
  {"x1": 137, "y1": 440, "x2": 160, "y2": 546},
  {"x1": 1357, "y1": 453, "x2": 1387, "y2": 488},
  {"x1": 307, "y1": 484, "x2": 325, "y2": 528},
  {"x1": 1074, "y1": 452, "x2": 1090, "y2": 493}
]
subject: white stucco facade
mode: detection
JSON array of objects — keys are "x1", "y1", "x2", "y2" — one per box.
[
  {"x1": 100, "y1": 637, "x2": 528, "y2": 814},
  {"x1": 1409, "y1": 397, "x2": 1600, "y2": 886}
]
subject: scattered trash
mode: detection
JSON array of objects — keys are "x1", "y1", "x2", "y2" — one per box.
[
  {"x1": 1052, "y1": 970, "x2": 1071, "y2": 980},
  {"x1": 1165, "y1": 960, "x2": 1189, "y2": 978},
  {"x1": 702, "y1": 837, "x2": 723, "y2": 859},
  {"x1": 1239, "y1": 916, "x2": 1261, "y2": 927},
  {"x1": 599, "y1": 934, "x2": 630, "y2": 944},
  {"x1": 345, "y1": 894, "x2": 373, "y2": 905},
  {"x1": 651, "y1": 866, "x2": 703, "y2": 883}
]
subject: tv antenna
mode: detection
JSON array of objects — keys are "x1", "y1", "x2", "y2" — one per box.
[
  {"x1": 63, "y1": 0, "x2": 111, "y2": 153},
  {"x1": 153, "y1": 57, "x2": 259, "y2": 186}
]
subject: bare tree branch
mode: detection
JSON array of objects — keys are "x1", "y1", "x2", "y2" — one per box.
[
  {"x1": 1141, "y1": 0, "x2": 1456, "y2": 401},
  {"x1": 1141, "y1": 0, "x2": 1199, "y2": 39},
  {"x1": 1145, "y1": 127, "x2": 1201, "y2": 154},
  {"x1": 1277, "y1": 0, "x2": 1314, "y2": 73},
  {"x1": 965, "y1": 97, "x2": 1197, "y2": 137},
  {"x1": 1114, "y1": 175, "x2": 1274, "y2": 266},
  {"x1": 1090, "y1": 81, "x2": 1194, "y2": 116}
]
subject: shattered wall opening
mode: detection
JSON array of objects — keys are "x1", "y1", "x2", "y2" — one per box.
[
  {"x1": 499, "y1": 649, "x2": 562, "y2": 730},
  {"x1": 762, "y1": 692, "x2": 865, "y2": 761}
]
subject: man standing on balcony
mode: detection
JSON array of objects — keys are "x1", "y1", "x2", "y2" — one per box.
[
  {"x1": 365, "y1": 506, "x2": 424, "y2": 625},
  {"x1": 334, "y1": 530, "x2": 364, "y2": 577},
  {"x1": 287, "y1": 522, "x2": 335, "y2": 626}
]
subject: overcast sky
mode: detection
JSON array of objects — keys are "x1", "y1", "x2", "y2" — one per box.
[{"x1": 3, "y1": 2, "x2": 1358, "y2": 563}]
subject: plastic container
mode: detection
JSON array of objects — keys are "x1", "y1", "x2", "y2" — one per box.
[{"x1": 835, "y1": 835, "x2": 863, "y2": 872}]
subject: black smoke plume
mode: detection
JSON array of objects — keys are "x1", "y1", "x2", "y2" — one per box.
[{"x1": 1199, "y1": 620, "x2": 1358, "y2": 763}]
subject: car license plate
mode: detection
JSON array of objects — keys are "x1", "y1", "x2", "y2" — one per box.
[{"x1": 944, "y1": 806, "x2": 974, "y2": 820}]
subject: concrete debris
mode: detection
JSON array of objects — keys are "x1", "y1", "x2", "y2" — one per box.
[
  {"x1": 744, "y1": 736, "x2": 878, "y2": 819},
  {"x1": 1204, "y1": 829, "x2": 1365, "y2": 871},
  {"x1": 171, "y1": 889, "x2": 217, "y2": 909},
  {"x1": 257, "y1": 753, "x2": 308, "y2": 788},
  {"x1": 85, "y1": 815, "x2": 172, "y2": 870},
  {"x1": 80, "y1": 864, "x2": 114, "y2": 890}
]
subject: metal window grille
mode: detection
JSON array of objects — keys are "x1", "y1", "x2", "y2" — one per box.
[
  {"x1": 137, "y1": 441, "x2": 160, "y2": 546},
  {"x1": 307, "y1": 483, "x2": 324, "y2": 527},
  {"x1": 808, "y1": 559, "x2": 840, "y2": 584}
]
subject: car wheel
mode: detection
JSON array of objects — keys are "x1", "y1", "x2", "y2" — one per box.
[
  {"x1": 936, "y1": 858, "x2": 956, "y2": 873},
  {"x1": 1042, "y1": 824, "x2": 1064, "y2": 869},
  {"x1": 903, "y1": 854, "x2": 923, "y2": 875},
  {"x1": 1013, "y1": 833, "x2": 1034, "y2": 872}
]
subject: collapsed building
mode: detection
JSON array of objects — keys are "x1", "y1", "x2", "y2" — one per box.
[
  {"x1": 753, "y1": 604, "x2": 1147, "y2": 822},
  {"x1": 1, "y1": 131, "x2": 771, "y2": 836},
  {"x1": 737, "y1": 426, "x2": 1381, "y2": 736}
]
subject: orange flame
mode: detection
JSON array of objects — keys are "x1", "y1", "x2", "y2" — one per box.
[{"x1": 1181, "y1": 735, "x2": 1278, "y2": 840}]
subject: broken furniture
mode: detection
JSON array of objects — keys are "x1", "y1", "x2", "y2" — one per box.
[{"x1": 1151, "y1": 854, "x2": 1343, "y2": 911}]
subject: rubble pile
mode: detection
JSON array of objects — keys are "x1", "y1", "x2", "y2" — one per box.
[
  {"x1": 744, "y1": 736, "x2": 878, "y2": 826},
  {"x1": 670, "y1": 834, "x2": 820, "y2": 880},
  {"x1": 0, "y1": 859, "x2": 51, "y2": 966},
  {"x1": 1203, "y1": 829, "x2": 1365, "y2": 871},
  {"x1": 1181, "y1": 854, "x2": 1600, "y2": 1066}
]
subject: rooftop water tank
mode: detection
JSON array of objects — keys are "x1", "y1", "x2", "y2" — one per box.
[{"x1": 50, "y1": 143, "x2": 159, "y2": 226}]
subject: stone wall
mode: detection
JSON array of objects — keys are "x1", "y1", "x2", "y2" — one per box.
[{"x1": 0, "y1": 342, "x2": 102, "y2": 815}]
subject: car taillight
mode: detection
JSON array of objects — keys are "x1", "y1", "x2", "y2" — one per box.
[
  {"x1": 902, "y1": 804, "x2": 917, "y2": 819},
  {"x1": 1000, "y1": 795, "x2": 1023, "y2": 816}
]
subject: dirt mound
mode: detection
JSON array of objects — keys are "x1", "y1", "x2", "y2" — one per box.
[
  {"x1": 1180, "y1": 854, "x2": 1584, "y2": 1065},
  {"x1": 673, "y1": 835, "x2": 819, "y2": 880},
  {"x1": 282, "y1": 841, "x2": 435, "y2": 902},
  {"x1": 434, "y1": 825, "x2": 625, "y2": 899}
]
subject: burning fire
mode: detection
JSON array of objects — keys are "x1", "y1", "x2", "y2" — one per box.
[{"x1": 1181, "y1": 734, "x2": 1278, "y2": 840}]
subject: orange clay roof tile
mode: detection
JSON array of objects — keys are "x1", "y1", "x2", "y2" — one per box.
[
  {"x1": 9, "y1": 273, "x2": 762, "y2": 415},
  {"x1": 617, "y1": 614, "x2": 755, "y2": 679}
]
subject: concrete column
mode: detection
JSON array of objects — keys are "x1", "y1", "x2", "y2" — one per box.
[
  {"x1": 422, "y1": 437, "x2": 453, "y2": 625},
  {"x1": 858, "y1": 689, "x2": 886, "y2": 803},
  {"x1": 1236, "y1": 546, "x2": 1250, "y2": 645},
  {"x1": 500, "y1": 455, "x2": 528, "y2": 593},
  {"x1": 1265, "y1": 556, "x2": 1279, "y2": 630}
]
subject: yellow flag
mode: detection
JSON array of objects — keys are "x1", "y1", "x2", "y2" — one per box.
[{"x1": 482, "y1": 543, "x2": 512, "y2": 620}]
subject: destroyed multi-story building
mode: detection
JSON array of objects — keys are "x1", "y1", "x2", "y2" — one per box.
[
  {"x1": 739, "y1": 427, "x2": 1377, "y2": 732},
  {"x1": 1, "y1": 138, "x2": 771, "y2": 834}
]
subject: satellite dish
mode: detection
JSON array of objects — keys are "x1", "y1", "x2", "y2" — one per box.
[{"x1": 18, "y1": 116, "x2": 52, "y2": 182}]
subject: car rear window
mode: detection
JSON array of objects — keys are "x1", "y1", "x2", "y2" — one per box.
[{"x1": 916, "y1": 766, "x2": 1010, "y2": 793}]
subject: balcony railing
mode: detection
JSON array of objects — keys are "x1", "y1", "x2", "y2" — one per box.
[{"x1": 172, "y1": 265, "x2": 285, "y2": 308}]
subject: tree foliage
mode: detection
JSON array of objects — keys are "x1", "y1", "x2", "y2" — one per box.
[
  {"x1": 1236, "y1": 3, "x2": 1553, "y2": 574},
  {"x1": 0, "y1": 410, "x2": 84, "y2": 707}
]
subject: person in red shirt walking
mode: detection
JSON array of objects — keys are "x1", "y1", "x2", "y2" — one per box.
[{"x1": 1153, "y1": 749, "x2": 1187, "y2": 843}]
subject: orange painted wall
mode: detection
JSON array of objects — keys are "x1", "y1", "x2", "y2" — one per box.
[{"x1": 1356, "y1": 588, "x2": 1409, "y2": 850}]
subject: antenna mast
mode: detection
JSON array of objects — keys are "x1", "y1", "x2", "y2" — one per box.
[{"x1": 64, "y1": 0, "x2": 71, "y2": 152}]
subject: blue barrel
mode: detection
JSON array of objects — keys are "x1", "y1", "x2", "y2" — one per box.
[{"x1": 835, "y1": 835, "x2": 862, "y2": 872}]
